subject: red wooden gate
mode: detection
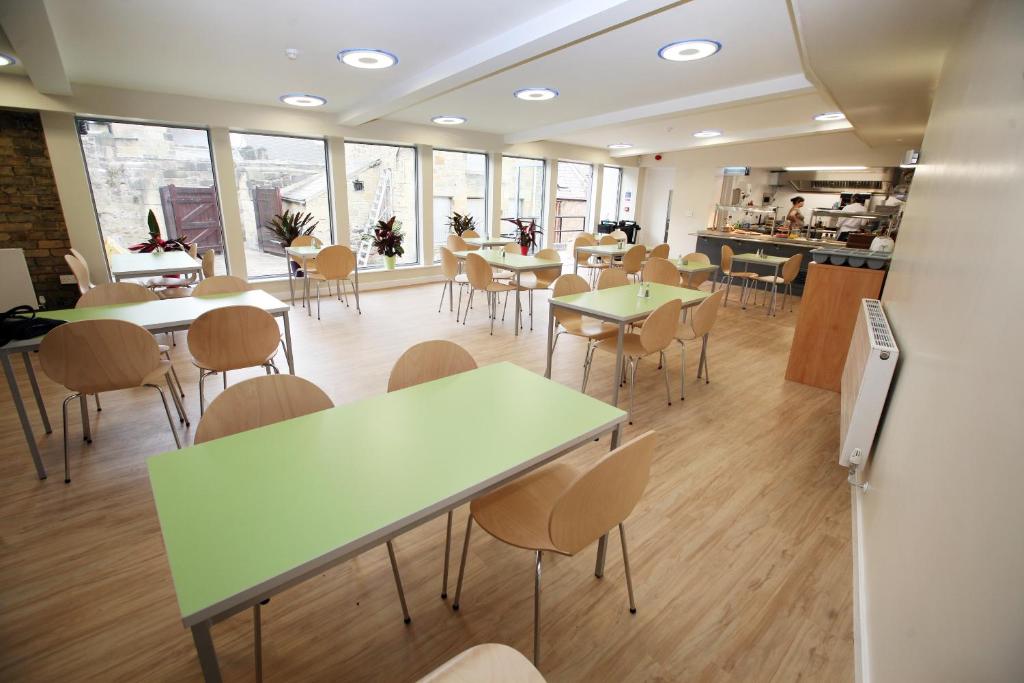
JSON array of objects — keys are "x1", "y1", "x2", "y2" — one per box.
[
  {"x1": 159, "y1": 185, "x2": 224, "y2": 251},
  {"x1": 252, "y1": 187, "x2": 284, "y2": 256}
]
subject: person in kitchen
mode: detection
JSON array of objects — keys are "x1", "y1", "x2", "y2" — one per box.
[
  {"x1": 784, "y1": 196, "x2": 806, "y2": 233},
  {"x1": 837, "y1": 194, "x2": 869, "y2": 241}
]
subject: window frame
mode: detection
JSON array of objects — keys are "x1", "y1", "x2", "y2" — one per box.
[
  {"x1": 433, "y1": 147, "x2": 490, "y2": 249},
  {"x1": 555, "y1": 159, "x2": 595, "y2": 242},
  {"x1": 601, "y1": 165, "x2": 623, "y2": 223},
  {"x1": 500, "y1": 155, "x2": 547, "y2": 233}
]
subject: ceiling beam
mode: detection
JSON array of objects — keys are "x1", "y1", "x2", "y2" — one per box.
[
  {"x1": 505, "y1": 73, "x2": 815, "y2": 145},
  {"x1": 337, "y1": 0, "x2": 683, "y2": 126},
  {"x1": 0, "y1": 0, "x2": 71, "y2": 95},
  {"x1": 611, "y1": 119, "x2": 852, "y2": 158}
]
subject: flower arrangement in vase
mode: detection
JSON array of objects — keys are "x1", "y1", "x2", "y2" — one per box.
[
  {"x1": 503, "y1": 217, "x2": 540, "y2": 255},
  {"x1": 129, "y1": 209, "x2": 194, "y2": 253}
]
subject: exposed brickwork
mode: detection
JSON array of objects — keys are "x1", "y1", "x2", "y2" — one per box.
[{"x1": 0, "y1": 109, "x2": 77, "y2": 309}]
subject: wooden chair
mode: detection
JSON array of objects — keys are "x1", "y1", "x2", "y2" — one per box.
[
  {"x1": 201, "y1": 250, "x2": 216, "y2": 278},
  {"x1": 76, "y1": 282, "x2": 188, "y2": 410},
  {"x1": 572, "y1": 233, "x2": 601, "y2": 286},
  {"x1": 149, "y1": 244, "x2": 200, "y2": 299},
  {"x1": 676, "y1": 289, "x2": 725, "y2": 399},
  {"x1": 609, "y1": 229, "x2": 628, "y2": 242},
  {"x1": 463, "y1": 252, "x2": 519, "y2": 335},
  {"x1": 447, "y1": 234, "x2": 477, "y2": 252},
  {"x1": 509, "y1": 247, "x2": 561, "y2": 331},
  {"x1": 753, "y1": 253, "x2": 803, "y2": 315},
  {"x1": 550, "y1": 274, "x2": 618, "y2": 389},
  {"x1": 64, "y1": 252, "x2": 93, "y2": 295},
  {"x1": 720, "y1": 244, "x2": 758, "y2": 307},
  {"x1": 307, "y1": 245, "x2": 360, "y2": 318},
  {"x1": 648, "y1": 243, "x2": 670, "y2": 260},
  {"x1": 193, "y1": 275, "x2": 251, "y2": 297},
  {"x1": 187, "y1": 305, "x2": 281, "y2": 414},
  {"x1": 680, "y1": 252, "x2": 712, "y2": 290},
  {"x1": 289, "y1": 234, "x2": 322, "y2": 276},
  {"x1": 461, "y1": 229, "x2": 480, "y2": 238},
  {"x1": 417, "y1": 644, "x2": 545, "y2": 682},
  {"x1": 619, "y1": 244, "x2": 646, "y2": 282},
  {"x1": 591, "y1": 299, "x2": 681, "y2": 423},
  {"x1": 387, "y1": 340, "x2": 478, "y2": 601},
  {"x1": 596, "y1": 268, "x2": 629, "y2": 290},
  {"x1": 453, "y1": 431, "x2": 657, "y2": 665},
  {"x1": 38, "y1": 319, "x2": 183, "y2": 482},
  {"x1": 438, "y1": 247, "x2": 471, "y2": 321},
  {"x1": 503, "y1": 242, "x2": 520, "y2": 254},
  {"x1": 641, "y1": 257, "x2": 680, "y2": 286}
]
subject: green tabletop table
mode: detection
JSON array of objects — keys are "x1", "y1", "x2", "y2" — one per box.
[
  {"x1": 2, "y1": 290, "x2": 293, "y2": 480},
  {"x1": 546, "y1": 283, "x2": 710, "y2": 407},
  {"x1": 109, "y1": 251, "x2": 202, "y2": 282},
  {"x1": 671, "y1": 258, "x2": 719, "y2": 290},
  {"x1": 148, "y1": 362, "x2": 626, "y2": 681},
  {"x1": 463, "y1": 236, "x2": 514, "y2": 248},
  {"x1": 731, "y1": 252, "x2": 789, "y2": 315},
  {"x1": 284, "y1": 246, "x2": 361, "y2": 317},
  {"x1": 573, "y1": 243, "x2": 649, "y2": 274},
  {"x1": 453, "y1": 249, "x2": 562, "y2": 336}
]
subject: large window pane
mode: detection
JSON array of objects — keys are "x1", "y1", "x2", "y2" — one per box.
[
  {"x1": 230, "y1": 133, "x2": 332, "y2": 279},
  {"x1": 78, "y1": 119, "x2": 226, "y2": 274},
  {"x1": 501, "y1": 156, "x2": 545, "y2": 237},
  {"x1": 344, "y1": 142, "x2": 419, "y2": 268},
  {"x1": 433, "y1": 149, "x2": 487, "y2": 260},
  {"x1": 600, "y1": 166, "x2": 622, "y2": 222},
  {"x1": 555, "y1": 161, "x2": 593, "y2": 244}
]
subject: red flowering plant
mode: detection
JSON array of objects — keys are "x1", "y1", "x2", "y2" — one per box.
[
  {"x1": 503, "y1": 217, "x2": 542, "y2": 250},
  {"x1": 128, "y1": 210, "x2": 193, "y2": 253}
]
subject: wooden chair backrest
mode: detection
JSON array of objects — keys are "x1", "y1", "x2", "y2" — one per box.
[
  {"x1": 649, "y1": 243, "x2": 670, "y2": 260},
  {"x1": 597, "y1": 268, "x2": 629, "y2": 290},
  {"x1": 641, "y1": 257, "x2": 680, "y2": 286},
  {"x1": 193, "y1": 275, "x2": 251, "y2": 297},
  {"x1": 194, "y1": 375, "x2": 333, "y2": 444},
  {"x1": 201, "y1": 250, "x2": 216, "y2": 278},
  {"x1": 551, "y1": 274, "x2": 589, "y2": 326},
  {"x1": 682, "y1": 252, "x2": 713, "y2": 289},
  {"x1": 465, "y1": 252, "x2": 494, "y2": 290},
  {"x1": 548, "y1": 431, "x2": 656, "y2": 555},
  {"x1": 721, "y1": 244, "x2": 735, "y2": 272},
  {"x1": 447, "y1": 234, "x2": 469, "y2": 253},
  {"x1": 683, "y1": 252, "x2": 710, "y2": 264},
  {"x1": 573, "y1": 233, "x2": 597, "y2": 264},
  {"x1": 64, "y1": 253, "x2": 93, "y2": 295},
  {"x1": 77, "y1": 282, "x2": 158, "y2": 308},
  {"x1": 418, "y1": 644, "x2": 545, "y2": 683},
  {"x1": 39, "y1": 319, "x2": 161, "y2": 394},
  {"x1": 104, "y1": 237, "x2": 127, "y2": 256},
  {"x1": 187, "y1": 305, "x2": 281, "y2": 372},
  {"x1": 462, "y1": 229, "x2": 480, "y2": 238},
  {"x1": 439, "y1": 246, "x2": 460, "y2": 279},
  {"x1": 387, "y1": 340, "x2": 478, "y2": 393},
  {"x1": 690, "y1": 290, "x2": 726, "y2": 337},
  {"x1": 609, "y1": 229, "x2": 628, "y2": 241},
  {"x1": 621, "y1": 244, "x2": 646, "y2": 274},
  {"x1": 534, "y1": 248, "x2": 561, "y2": 288},
  {"x1": 781, "y1": 253, "x2": 803, "y2": 282},
  {"x1": 599, "y1": 234, "x2": 617, "y2": 245},
  {"x1": 290, "y1": 235, "x2": 321, "y2": 249},
  {"x1": 314, "y1": 245, "x2": 356, "y2": 280},
  {"x1": 639, "y1": 299, "x2": 682, "y2": 353},
  {"x1": 504, "y1": 242, "x2": 520, "y2": 254},
  {"x1": 188, "y1": 243, "x2": 199, "y2": 259}
]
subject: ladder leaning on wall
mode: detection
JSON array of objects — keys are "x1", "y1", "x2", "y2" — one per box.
[{"x1": 357, "y1": 167, "x2": 393, "y2": 268}]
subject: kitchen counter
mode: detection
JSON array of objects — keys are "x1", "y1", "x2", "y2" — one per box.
[
  {"x1": 694, "y1": 229, "x2": 843, "y2": 248},
  {"x1": 692, "y1": 230, "x2": 827, "y2": 295}
]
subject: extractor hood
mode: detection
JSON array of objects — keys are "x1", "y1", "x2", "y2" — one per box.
[{"x1": 770, "y1": 167, "x2": 895, "y2": 194}]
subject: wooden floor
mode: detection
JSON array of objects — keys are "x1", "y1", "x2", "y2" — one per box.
[{"x1": 0, "y1": 280, "x2": 853, "y2": 682}]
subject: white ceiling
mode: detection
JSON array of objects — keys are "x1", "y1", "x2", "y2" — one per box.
[{"x1": 0, "y1": 0, "x2": 973, "y2": 155}]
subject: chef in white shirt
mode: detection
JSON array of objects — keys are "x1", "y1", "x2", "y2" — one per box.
[{"x1": 837, "y1": 194, "x2": 869, "y2": 240}]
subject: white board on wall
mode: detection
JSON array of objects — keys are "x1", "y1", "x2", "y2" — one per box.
[{"x1": 0, "y1": 249, "x2": 39, "y2": 310}]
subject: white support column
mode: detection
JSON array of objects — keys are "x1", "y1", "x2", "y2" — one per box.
[
  {"x1": 207, "y1": 127, "x2": 246, "y2": 279},
  {"x1": 542, "y1": 158, "x2": 558, "y2": 248},
  {"x1": 417, "y1": 144, "x2": 433, "y2": 264},
  {"x1": 326, "y1": 137, "x2": 351, "y2": 247},
  {"x1": 487, "y1": 151, "x2": 502, "y2": 239},
  {"x1": 590, "y1": 163, "x2": 604, "y2": 234}
]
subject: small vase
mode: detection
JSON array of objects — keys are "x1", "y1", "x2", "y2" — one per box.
[
  {"x1": 383, "y1": 255, "x2": 396, "y2": 270},
  {"x1": 520, "y1": 245, "x2": 529, "y2": 256}
]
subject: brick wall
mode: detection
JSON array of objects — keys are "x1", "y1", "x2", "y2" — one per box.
[{"x1": 0, "y1": 109, "x2": 76, "y2": 309}]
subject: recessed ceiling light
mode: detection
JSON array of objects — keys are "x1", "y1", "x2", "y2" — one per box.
[
  {"x1": 338, "y1": 49, "x2": 398, "y2": 70},
  {"x1": 0, "y1": 53, "x2": 16, "y2": 67},
  {"x1": 693, "y1": 129, "x2": 722, "y2": 138},
  {"x1": 279, "y1": 94, "x2": 327, "y2": 107},
  {"x1": 432, "y1": 115, "x2": 467, "y2": 125},
  {"x1": 658, "y1": 39, "x2": 721, "y2": 62},
  {"x1": 607, "y1": 143, "x2": 633, "y2": 150},
  {"x1": 814, "y1": 111, "x2": 846, "y2": 122},
  {"x1": 514, "y1": 87, "x2": 558, "y2": 101},
  {"x1": 783, "y1": 166, "x2": 868, "y2": 171}
]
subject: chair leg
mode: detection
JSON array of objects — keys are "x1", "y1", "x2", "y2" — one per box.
[
  {"x1": 253, "y1": 603, "x2": 263, "y2": 683},
  {"x1": 619, "y1": 523, "x2": 637, "y2": 614},
  {"x1": 456, "y1": 285, "x2": 464, "y2": 322},
  {"x1": 386, "y1": 540, "x2": 412, "y2": 624},
  {"x1": 79, "y1": 393, "x2": 92, "y2": 443},
  {"x1": 147, "y1": 384, "x2": 181, "y2": 449},
  {"x1": 62, "y1": 394, "x2": 77, "y2": 483},
  {"x1": 437, "y1": 280, "x2": 449, "y2": 313},
  {"x1": 702, "y1": 334, "x2": 710, "y2": 383},
  {"x1": 462, "y1": 289, "x2": 474, "y2": 326},
  {"x1": 94, "y1": 393, "x2": 102, "y2": 411},
  {"x1": 581, "y1": 340, "x2": 595, "y2": 393},
  {"x1": 198, "y1": 370, "x2": 208, "y2": 417},
  {"x1": 533, "y1": 550, "x2": 543, "y2": 666},
  {"x1": 660, "y1": 351, "x2": 672, "y2": 406},
  {"x1": 452, "y1": 514, "x2": 473, "y2": 610},
  {"x1": 166, "y1": 374, "x2": 189, "y2": 426},
  {"x1": 164, "y1": 352, "x2": 185, "y2": 398},
  {"x1": 441, "y1": 510, "x2": 453, "y2": 599},
  {"x1": 316, "y1": 280, "x2": 322, "y2": 320},
  {"x1": 489, "y1": 293, "x2": 496, "y2": 336},
  {"x1": 628, "y1": 358, "x2": 638, "y2": 425},
  {"x1": 723, "y1": 275, "x2": 732, "y2": 307},
  {"x1": 222, "y1": 371, "x2": 227, "y2": 390},
  {"x1": 677, "y1": 340, "x2": 686, "y2": 400}
]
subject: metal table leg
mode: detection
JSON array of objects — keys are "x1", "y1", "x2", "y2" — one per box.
[
  {"x1": 353, "y1": 265, "x2": 361, "y2": 314},
  {"x1": 514, "y1": 271, "x2": 521, "y2": 337},
  {"x1": 573, "y1": 248, "x2": 579, "y2": 275},
  {"x1": 281, "y1": 311, "x2": 295, "y2": 374},
  {"x1": 611, "y1": 323, "x2": 625, "y2": 407},
  {"x1": 544, "y1": 304, "x2": 555, "y2": 378},
  {"x1": 23, "y1": 352, "x2": 51, "y2": 434},
  {"x1": 3, "y1": 353, "x2": 46, "y2": 479},
  {"x1": 303, "y1": 256, "x2": 312, "y2": 317},
  {"x1": 191, "y1": 621, "x2": 223, "y2": 683},
  {"x1": 287, "y1": 262, "x2": 295, "y2": 305}
]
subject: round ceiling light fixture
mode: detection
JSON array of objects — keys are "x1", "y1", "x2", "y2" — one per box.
[
  {"x1": 658, "y1": 39, "x2": 721, "y2": 62},
  {"x1": 692, "y1": 129, "x2": 722, "y2": 138},
  {"x1": 338, "y1": 48, "x2": 398, "y2": 70},
  {"x1": 431, "y1": 115, "x2": 467, "y2": 125},
  {"x1": 814, "y1": 111, "x2": 846, "y2": 122},
  {"x1": 607, "y1": 143, "x2": 633, "y2": 150},
  {"x1": 279, "y1": 93, "x2": 327, "y2": 107},
  {"x1": 514, "y1": 87, "x2": 558, "y2": 101},
  {"x1": 0, "y1": 53, "x2": 17, "y2": 67}
]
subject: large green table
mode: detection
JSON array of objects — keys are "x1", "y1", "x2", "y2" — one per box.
[
  {"x1": 147, "y1": 362, "x2": 626, "y2": 681},
  {"x1": 1, "y1": 290, "x2": 293, "y2": 480},
  {"x1": 453, "y1": 249, "x2": 562, "y2": 335},
  {"x1": 731, "y1": 252, "x2": 789, "y2": 315},
  {"x1": 546, "y1": 283, "x2": 710, "y2": 406},
  {"x1": 109, "y1": 251, "x2": 202, "y2": 282}
]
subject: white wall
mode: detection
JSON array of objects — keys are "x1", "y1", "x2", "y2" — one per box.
[
  {"x1": 857, "y1": 1, "x2": 1024, "y2": 681},
  {"x1": 637, "y1": 167, "x2": 675, "y2": 247}
]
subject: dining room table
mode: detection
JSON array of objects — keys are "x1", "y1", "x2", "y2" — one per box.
[
  {"x1": 452, "y1": 249, "x2": 562, "y2": 335},
  {"x1": 109, "y1": 251, "x2": 202, "y2": 282}
]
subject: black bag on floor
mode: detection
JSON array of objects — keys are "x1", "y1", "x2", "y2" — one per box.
[{"x1": 0, "y1": 306, "x2": 66, "y2": 347}]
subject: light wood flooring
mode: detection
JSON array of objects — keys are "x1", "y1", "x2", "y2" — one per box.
[{"x1": 0, "y1": 280, "x2": 852, "y2": 682}]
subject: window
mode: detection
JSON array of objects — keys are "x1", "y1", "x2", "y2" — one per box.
[
  {"x1": 344, "y1": 142, "x2": 419, "y2": 268},
  {"x1": 555, "y1": 161, "x2": 594, "y2": 244},
  {"x1": 433, "y1": 149, "x2": 487, "y2": 259},
  {"x1": 230, "y1": 133, "x2": 332, "y2": 279},
  {"x1": 500, "y1": 156, "x2": 545, "y2": 234},
  {"x1": 77, "y1": 119, "x2": 226, "y2": 274},
  {"x1": 600, "y1": 166, "x2": 622, "y2": 223}
]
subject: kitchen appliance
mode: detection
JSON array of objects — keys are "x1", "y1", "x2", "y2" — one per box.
[{"x1": 774, "y1": 168, "x2": 895, "y2": 195}]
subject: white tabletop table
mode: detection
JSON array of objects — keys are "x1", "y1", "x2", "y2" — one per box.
[
  {"x1": 109, "y1": 251, "x2": 202, "y2": 282},
  {"x1": 464, "y1": 236, "x2": 515, "y2": 248}
]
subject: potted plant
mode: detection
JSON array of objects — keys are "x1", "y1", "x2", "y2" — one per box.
[
  {"x1": 503, "y1": 217, "x2": 540, "y2": 255},
  {"x1": 370, "y1": 216, "x2": 404, "y2": 269},
  {"x1": 447, "y1": 211, "x2": 476, "y2": 236},
  {"x1": 129, "y1": 209, "x2": 193, "y2": 253},
  {"x1": 265, "y1": 210, "x2": 319, "y2": 276}
]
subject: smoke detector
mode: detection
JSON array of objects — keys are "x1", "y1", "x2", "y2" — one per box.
[{"x1": 285, "y1": 48, "x2": 299, "y2": 60}]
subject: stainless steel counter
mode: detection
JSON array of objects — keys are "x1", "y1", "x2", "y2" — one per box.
[{"x1": 693, "y1": 230, "x2": 843, "y2": 249}]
